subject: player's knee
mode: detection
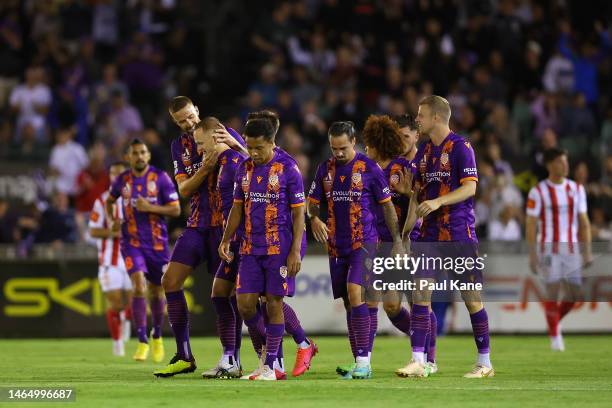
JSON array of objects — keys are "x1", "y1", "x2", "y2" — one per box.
[
  {"x1": 161, "y1": 271, "x2": 181, "y2": 292},
  {"x1": 464, "y1": 300, "x2": 483, "y2": 314},
  {"x1": 237, "y1": 302, "x2": 256, "y2": 320},
  {"x1": 383, "y1": 301, "x2": 400, "y2": 317}
]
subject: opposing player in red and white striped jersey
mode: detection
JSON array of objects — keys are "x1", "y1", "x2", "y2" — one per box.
[
  {"x1": 89, "y1": 162, "x2": 133, "y2": 356},
  {"x1": 526, "y1": 147, "x2": 592, "y2": 351}
]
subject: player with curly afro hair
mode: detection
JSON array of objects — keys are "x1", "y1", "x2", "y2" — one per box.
[{"x1": 362, "y1": 115, "x2": 406, "y2": 162}]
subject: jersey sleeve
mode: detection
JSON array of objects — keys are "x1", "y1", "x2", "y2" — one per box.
[
  {"x1": 226, "y1": 126, "x2": 246, "y2": 147},
  {"x1": 159, "y1": 171, "x2": 180, "y2": 204},
  {"x1": 233, "y1": 162, "x2": 247, "y2": 203},
  {"x1": 577, "y1": 184, "x2": 588, "y2": 214},
  {"x1": 171, "y1": 139, "x2": 188, "y2": 182},
  {"x1": 109, "y1": 174, "x2": 124, "y2": 199},
  {"x1": 526, "y1": 187, "x2": 542, "y2": 217},
  {"x1": 286, "y1": 163, "x2": 305, "y2": 207},
  {"x1": 88, "y1": 198, "x2": 106, "y2": 229},
  {"x1": 370, "y1": 163, "x2": 392, "y2": 204},
  {"x1": 455, "y1": 141, "x2": 479, "y2": 184},
  {"x1": 307, "y1": 163, "x2": 325, "y2": 204}
]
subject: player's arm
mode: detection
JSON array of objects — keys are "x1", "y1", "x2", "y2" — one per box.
[
  {"x1": 219, "y1": 201, "x2": 244, "y2": 262},
  {"x1": 307, "y1": 167, "x2": 329, "y2": 243},
  {"x1": 135, "y1": 198, "x2": 180, "y2": 217},
  {"x1": 526, "y1": 215, "x2": 539, "y2": 274},
  {"x1": 417, "y1": 180, "x2": 477, "y2": 217},
  {"x1": 90, "y1": 226, "x2": 120, "y2": 239},
  {"x1": 402, "y1": 184, "x2": 419, "y2": 241},
  {"x1": 213, "y1": 125, "x2": 249, "y2": 156},
  {"x1": 288, "y1": 205, "x2": 305, "y2": 276},
  {"x1": 90, "y1": 199, "x2": 120, "y2": 239},
  {"x1": 105, "y1": 194, "x2": 118, "y2": 223},
  {"x1": 577, "y1": 184, "x2": 593, "y2": 266},
  {"x1": 176, "y1": 151, "x2": 219, "y2": 198}
]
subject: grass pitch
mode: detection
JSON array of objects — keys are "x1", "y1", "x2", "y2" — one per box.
[{"x1": 1, "y1": 335, "x2": 611, "y2": 407}]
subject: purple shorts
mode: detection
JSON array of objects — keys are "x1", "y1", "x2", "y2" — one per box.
[
  {"x1": 215, "y1": 241, "x2": 241, "y2": 283},
  {"x1": 236, "y1": 249, "x2": 295, "y2": 297},
  {"x1": 170, "y1": 227, "x2": 222, "y2": 274},
  {"x1": 121, "y1": 245, "x2": 169, "y2": 286},
  {"x1": 328, "y1": 243, "x2": 376, "y2": 299}
]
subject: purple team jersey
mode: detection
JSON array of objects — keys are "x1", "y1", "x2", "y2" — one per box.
[
  {"x1": 308, "y1": 152, "x2": 392, "y2": 257},
  {"x1": 109, "y1": 166, "x2": 179, "y2": 251},
  {"x1": 171, "y1": 127, "x2": 245, "y2": 229},
  {"x1": 412, "y1": 131, "x2": 478, "y2": 242},
  {"x1": 374, "y1": 156, "x2": 411, "y2": 242},
  {"x1": 233, "y1": 150, "x2": 305, "y2": 256}
]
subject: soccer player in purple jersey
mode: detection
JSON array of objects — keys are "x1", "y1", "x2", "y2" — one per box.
[
  {"x1": 154, "y1": 97, "x2": 246, "y2": 377},
  {"x1": 219, "y1": 118, "x2": 306, "y2": 381},
  {"x1": 361, "y1": 115, "x2": 432, "y2": 362},
  {"x1": 243, "y1": 110, "x2": 317, "y2": 378},
  {"x1": 106, "y1": 139, "x2": 181, "y2": 363},
  {"x1": 397, "y1": 96, "x2": 494, "y2": 378},
  {"x1": 307, "y1": 121, "x2": 404, "y2": 379}
]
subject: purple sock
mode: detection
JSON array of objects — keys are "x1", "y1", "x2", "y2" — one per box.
[
  {"x1": 427, "y1": 311, "x2": 437, "y2": 363},
  {"x1": 351, "y1": 304, "x2": 370, "y2": 358},
  {"x1": 166, "y1": 290, "x2": 192, "y2": 359},
  {"x1": 264, "y1": 323, "x2": 284, "y2": 368},
  {"x1": 283, "y1": 302, "x2": 307, "y2": 344},
  {"x1": 368, "y1": 307, "x2": 378, "y2": 353},
  {"x1": 346, "y1": 311, "x2": 357, "y2": 358},
  {"x1": 263, "y1": 303, "x2": 283, "y2": 364},
  {"x1": 211, "y1": 297, "x2": 236, "y2": 356},
  {"x1": 410, "y1": 304, "x2": 430, "y2": 353},
  {"x1": 132, "y1": 296, "x2": 148, "y2": 343},
  {"x1": 389, "y1": 307, "x2": 411, "y2": 336},
  {"x1": 150, "y1": 297, "x2": 165, "y2": 339},
  {"x1": 470, "y1": 308, "x2": 490, "y2": 354},
  {"x1": 244, "y1": 310, "x2": 266, "y2": 356},
  {"x1": 230, "y1": 295, "x2": 242, "y2": 362}
]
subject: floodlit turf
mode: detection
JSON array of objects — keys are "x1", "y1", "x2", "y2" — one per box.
[{"x1": 1, "y1": 335, "x2": 611, "y2": 407}]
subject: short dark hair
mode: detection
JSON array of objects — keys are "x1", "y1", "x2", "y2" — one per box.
[
  {"x1": 130, "y1": 138, "x2": 146, "y2": 147},
  {"x1": 393, "y1": 113, "x2": 416, "y2": 130},
  {"x1": 243, "y1": 118, "x2": 275, "y2": 142},
  {"x1": 543, "y1": 147, "x2": 568, "y2": 164},
  {"x1": 168, "y1": 96, "x2": 193, "y2": 113},
  {"x1": 247, "y1": 110, "x2": 280, "y2": 134},
  {"x1": 194, "y1": 116, "x2": 221, "y2": 132},
  {"x1": 328, "y1": 121, "x2": 356, "y2": 141}
]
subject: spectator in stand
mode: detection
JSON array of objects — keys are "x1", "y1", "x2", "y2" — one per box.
[
  {"x1": 9, "y1": 65, "x2": 51, "y2": 141},
  {"x1": 35, "y1": 191, "x2": 78, "y2": 246},
  {"x1": 75, "y1": 142, "x2": 110, "y2": 214},
  {"x1": 0, "y1": 198, "x2": 15, "y2": 243},
  {"x1": 488, "y1": 204, "x2": 522, "y2": 242},
  {"x1": 9, "y1": 120, "x2": 49, "y2": 161},
  {"x1": 49, "y1": 124, "x2": 89, "y2": 198},
  {"x1": 107, "y1": 89, "x2": 143, "y2": 151},
  {"x1": 591, "y1": 207, "x2": 612, "y2": 242}
]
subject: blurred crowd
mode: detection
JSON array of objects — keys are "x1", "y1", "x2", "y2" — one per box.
[{"x1": 0, "y1": 0, "x2": 611, "y2": 250}]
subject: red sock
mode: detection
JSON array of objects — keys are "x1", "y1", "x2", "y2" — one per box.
[
  {"x1": 123, "y1": 306, "x2": 132, "y2": 321},
  {"x1": 106, "y1": 310, "x2": 122, "y2": 340},
  {"x1": 543, "y1": 301, "x2": 559, "y2": 337},
  {"x1": 558, "y1": 301, "x2": 575, "y2": 321}
]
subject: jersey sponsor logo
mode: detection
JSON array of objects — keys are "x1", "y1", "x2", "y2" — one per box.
[
  {"x1": 309, "y1": 180, "x2": 316, "y2": 194},
  {"x1": 279, "y1": 265, "x2": 288, "y2": 278},
  {"x1": 464, "y1": 167, "x2": 478, "y2": 176},
  {"x1": 527, "y1": 198, "x2": 536, "y2": 209},
  {"x1": 294, "y1": 192, "x2": 305, "y2": 200},
  {"x1": 339, "y1": 175, "x2": 346, "y2": 183},
  {"x1": 441, "y1": 152, "x2": 449, "y2": 166},
  {"x1": 269, "y1": 174, "x2": 279, "y2": 187},
  {"x1": 90, "y1": 211, "x2": 100, "y2": 222},
  {"x1": 125, "y1": 257, "x2": 133, "y2": 270}
]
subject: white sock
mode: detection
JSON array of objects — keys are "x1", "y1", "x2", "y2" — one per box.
[
  {"x1": 356, "y1": 356, "x2": 369, "y2": 366},
  {"x1": 221, "y1": 353, "x2": 233, "y2": 366},
  {"x1": 412, "y1": 351, "x2": 425, "y2": 363},
  {"x1": 298, "y1": 340, "x2": 310, "y2": 349},
  {"x1": 477, "y1": 353, "x2": 491, "y2": 368},
  {"x1": 273, "y1": 357, "x2": 285, "y2": 372}
]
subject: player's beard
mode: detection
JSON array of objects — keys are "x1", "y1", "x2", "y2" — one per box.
[{"x1": 134, "y1": 161, "x2": 147, "y2": 171}]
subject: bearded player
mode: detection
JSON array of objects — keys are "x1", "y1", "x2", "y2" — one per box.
[{"x1": 106, "y1": 139, "x2": 181, "y2": 363}]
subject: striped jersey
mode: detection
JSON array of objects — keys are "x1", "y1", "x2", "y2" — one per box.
[{"x1": 88, "y1": 191, "x2": 124, "y2": 268}]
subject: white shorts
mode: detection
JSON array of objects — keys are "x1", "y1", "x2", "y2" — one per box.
[
  {"x1": 539, "y1": 253, "x2": 582, "y2": 286},
  {"x1": 98, "y1": 265, "x2": 133, "y2": 293}
]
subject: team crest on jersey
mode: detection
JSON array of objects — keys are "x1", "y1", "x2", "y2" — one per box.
[
  {"x1": 269, "y1": 174, "x2": 279, "y2": 187},
  {"x1": 440, "y1": 152, "x2": 449, "y2": 166},
  {"x1": 182, "y1": 147, "x2": 191, "y2": 167},
  {"x1": 148, "y1": 180, "x2": 157, "y2": 194},
  {"x1": 351, "y1": 172, "x2": 362, "y2": 185},
  {"x1": 242, "y1": 174, "x2": 250, "y2": 187},
  {"x1": 390, "y1": 174, "x2": 399, "y2": 184},
  {"x1": 323, "y1": 173, "x2": 333, "y2": 192},
  {"x1": 122, "y1": 184, "x2": 131, "y2": 199},
  {"x1": 279, "y1": 265, "x2": 288, "y2": 278}
]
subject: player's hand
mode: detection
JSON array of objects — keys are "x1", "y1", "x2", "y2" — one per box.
[
  {"x1": 416, "y1": 199, "x2": 441, "y2": 217},
  {"x1": 392, "y1": 167, "x2": 413, "y2": 196},
  {"x1": 529, "y1": 253, "x2": 539, "y2": 275},
  {"x1": 310, "y1": 216, "x2": 329, "y2": 243},
  {"x1": 287, "y1": 249, "x2": 301, "y2": 277},
  {"x1": 202, "y1": 149, "x2": 220, "y2": 173},
  {"x1": 582, "y1": 252, "x2": 593, "y2": 269},
  {"x1": 213, "y1": 125, "x2": 238, "y2": 148},
  {"x1": 135, "y1": 197, "x2": 151, "y2": 212},
  {"x1": 218, "y1": 240, "x2": 233, "y2": 262},
  {"x1": 111, "y1": 219, "x2": 121, "y2": 232}
]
